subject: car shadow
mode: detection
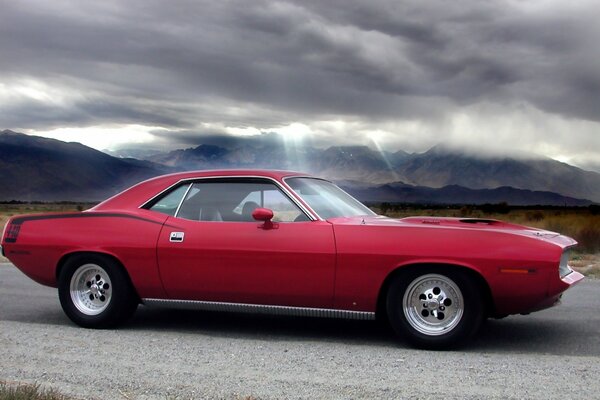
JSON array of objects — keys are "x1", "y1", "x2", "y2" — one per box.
[
  {"x1": 4, "y1": 301, "x2": 595, "y2": 356},
  {"x1": 126, "y1": 306, "x2": 398, "y2": 346},
  {"x1": 122, "y1": 306, "x2": 596, "y2": 356}
]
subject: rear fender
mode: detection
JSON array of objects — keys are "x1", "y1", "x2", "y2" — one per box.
[{"x1": 56, "y1": 251, "x2": 141, "y2": 301}]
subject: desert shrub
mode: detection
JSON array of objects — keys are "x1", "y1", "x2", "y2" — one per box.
[
  {"x1": 0, "y1": 382, "x2": 71, "y2": 400},
  {"x1": 542, "y1": 220, "x2": 569, "y2": 235},
  {"x1": 577, "y1": 225, "x2": 600, "y2": 253},
  {"x1": 459, "y1": 205, "x2": 473, "y2": 217},
  {"x1": 481, "y1": 202, "x2": 510, "y2": 214},
  {"x1": 525, "y1": 210, "x2": 545, "y2": 222},
  {"x1": 379, "y1": 202, "x2": 391, "y2": 215}
]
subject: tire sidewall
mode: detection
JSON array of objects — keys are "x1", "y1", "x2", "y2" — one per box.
[
  {"x1": 387, "y1": 267, "x2": 484, "y2": 349},
  {"x1": 58, "y1": 254, "x2": 136, "y2": 328}
]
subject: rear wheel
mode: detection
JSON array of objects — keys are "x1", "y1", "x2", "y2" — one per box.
[
  {"x1": 58, "y1": 254, "x2": 138, "y2": 328},
  {"x1": 386, "y1": 269, "x2": 484, "y2": 349}
]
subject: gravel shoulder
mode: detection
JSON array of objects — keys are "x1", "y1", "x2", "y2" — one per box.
[{"x1": 1, "y1": 263, "x2": 599, "y2": 399}]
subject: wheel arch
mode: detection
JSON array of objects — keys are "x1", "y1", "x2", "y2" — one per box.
[
  {"x1": 56, "y1": 251, "x2": 140, "y2": 301},
  {"x1": 375, "y1": 263, "x2": 495, "y2": 320}
]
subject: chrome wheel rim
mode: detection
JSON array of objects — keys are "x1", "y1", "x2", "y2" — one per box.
[
  {"x1": 403, "y1": 274, "x2": 464, "y2": 336},
  {"x1": 70, "y1": 263, "x2": 112, "y2": 315}
]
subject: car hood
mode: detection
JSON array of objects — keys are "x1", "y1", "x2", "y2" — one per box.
[{"x1": 328, "y1": 215, "x2": 576, "y2": 248}]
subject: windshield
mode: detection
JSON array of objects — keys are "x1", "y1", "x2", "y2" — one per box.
[{"x1": 286, "y1": 177, "x2": 376, "y2": 219}]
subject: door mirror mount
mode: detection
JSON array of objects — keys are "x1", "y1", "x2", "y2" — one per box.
[{"x1": 252, "y1": 208, "x2": 278, "y2": 229}]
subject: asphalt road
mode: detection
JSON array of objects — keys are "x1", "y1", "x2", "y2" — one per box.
[{"x1": 1, "y1": 262, "x2": 599, "y2": 399}]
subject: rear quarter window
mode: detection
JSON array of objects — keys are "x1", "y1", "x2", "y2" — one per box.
[{"x1": 147, "y1": 184, "x2": 191, "y2": 216}]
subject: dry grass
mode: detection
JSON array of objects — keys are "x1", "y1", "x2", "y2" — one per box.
[
  {"x1": 376, "y1": 205, "x2": 600, "y2": 277},
  {"x1": 0, "y1": 381, "x2": 258, "y2": 400},
  {"x1": 0, "y1": 382, "x2": 73, "y2": 400},
  {"x1": 0, "y1": 203, "x2": 92, "y2": 230},
  {"x1": 379, "y1": 206, "x2": 600, "y2": 253},
  {"x1": 570, "y1": 253, "x2": 600, "y2": 279}
]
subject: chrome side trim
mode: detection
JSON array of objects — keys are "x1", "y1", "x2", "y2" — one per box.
[{"x1": 142, "y1": 298, "x2": 376, "y2": 320}]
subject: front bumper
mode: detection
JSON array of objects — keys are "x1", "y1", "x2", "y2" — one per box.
[
  {"x1": 526, "y1": 269, "x2": 585, "y2": 313},
  {"x1": 561, "y1": 269, "x2": 585, "y2": 286}
]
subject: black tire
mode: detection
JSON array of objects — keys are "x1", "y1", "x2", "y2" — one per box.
[
  {"x1": 386, "y1": 268, "x2": 484, "y2": 350},
  {"x1": 58, "y1": 254, "x2": 138, "y2": 328}
]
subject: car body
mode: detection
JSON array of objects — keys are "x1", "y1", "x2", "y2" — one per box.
[{"x1": 1, "y1": 170, "x2": 584, "y2": 348}]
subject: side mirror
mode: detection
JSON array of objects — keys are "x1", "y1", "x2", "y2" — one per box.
[
  {"x1": 252, "y1": 207, "x2": 274, "y2": 222},
  {"x1": 252, "y1": 208, "x2": 277, "y2": 229}
]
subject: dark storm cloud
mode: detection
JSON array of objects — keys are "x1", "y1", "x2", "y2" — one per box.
[
  {"x1": 149, "y1": 129, "x2": 287, "y2": 149},
  {"x1": 0, "y1": 0, "x2": 598, "y2": 157}
]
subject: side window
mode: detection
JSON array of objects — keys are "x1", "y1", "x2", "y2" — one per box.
[
  {"x1": 235, "y1": 186, "x2": 309, "y2": 222},
  {"x1": 148, "y1": 184, "x2": 191, "y2": 216},
  {"x1": 171, "y1": 180, "x2": 309, "y2": 222}
]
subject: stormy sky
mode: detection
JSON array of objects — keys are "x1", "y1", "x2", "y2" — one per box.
[{"x1": 1, "y1": 0, "x2": 599, "y2": 169}]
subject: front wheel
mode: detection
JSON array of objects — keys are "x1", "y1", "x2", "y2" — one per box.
[
  {"x1": 386, "y1": 269, "x2": 484, "y2": 349},
  {"x1": 58, "y1": 254, "x2": 138, "y2": 328}
]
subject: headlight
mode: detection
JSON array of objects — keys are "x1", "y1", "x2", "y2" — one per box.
[{"x1": 559, "y1": 250, "x2": 573, "y2": 278}]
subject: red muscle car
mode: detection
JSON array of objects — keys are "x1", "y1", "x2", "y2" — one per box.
[{"x1": 1, "y1": 170, "x2": 584, "y2": 349}]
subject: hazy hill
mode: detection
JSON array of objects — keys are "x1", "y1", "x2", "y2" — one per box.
[
  {"x1": 146, "y1": 138, "x2": 600, "y2": 202},
  {"x1": 148, "y1": 141, "x2": 405, "y2": 183},
  {"x1": 394, "y1": 145, "x2": 600, "y2": 203},
  {"x1": 1, "y1": 129, "x2": 598, "y2": 205},
  {"x1": 341, "y1": 182, "x2": 592, "y2": 206},
  {"x1": 0, "y1": 130, "x2": 170, "y2": 201}
]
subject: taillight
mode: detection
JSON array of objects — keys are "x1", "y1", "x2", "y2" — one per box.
[{"x1": 3, "y1": 220, "x2": 21, "y2": 243}]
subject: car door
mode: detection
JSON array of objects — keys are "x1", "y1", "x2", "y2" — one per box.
[{"x1": 155, "y1": 178, "x2": 337, "y2": 308}]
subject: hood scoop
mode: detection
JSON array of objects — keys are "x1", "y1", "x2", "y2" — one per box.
[
  {"x1": 458, "y1": 218, "x2": 499, "y2": 225},
  {"x1": 406, "y1": 217, "x2": 501, "y2": 226},
  {"x1": 399, "y1": 216, "x2": 560, "y2": 239}
]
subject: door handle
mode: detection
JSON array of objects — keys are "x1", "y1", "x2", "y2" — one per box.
[{"x1": 169, "y1": 232, "x2": 185, "y2": 242}]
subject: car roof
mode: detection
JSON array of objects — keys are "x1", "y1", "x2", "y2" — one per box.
[
  {"x1": 92, "y1": 169, "x2": 312, "y2": 211},
  {"x1": 152, "y1": 169, "x2": 308, "y2": 181}
]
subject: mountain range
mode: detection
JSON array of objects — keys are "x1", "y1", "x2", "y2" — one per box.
[
  {"x1": 0, "y1": 130, "x2": 170, "y2": 201},
  {"x1": 1, "y1": 129, "x2": 599, "y2": 205}
]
